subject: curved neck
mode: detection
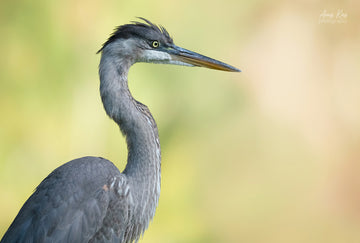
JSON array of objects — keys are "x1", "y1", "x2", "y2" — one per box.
[{"x1": 99, "y1": 48, "x2": 161, "y2": 212}]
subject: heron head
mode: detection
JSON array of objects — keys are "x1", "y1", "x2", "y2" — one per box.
[{"x1": 98, "y1": 18, "x2": 240, "y2": 72}]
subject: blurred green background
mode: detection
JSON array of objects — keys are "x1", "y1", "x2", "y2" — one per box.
[{"x1": 1, "y1": 0, "x2": 359, "y2": 242}]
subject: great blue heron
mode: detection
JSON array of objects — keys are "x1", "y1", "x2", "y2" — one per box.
[{"x1": 1, "y1": 18, "x2": 240, "y2": 243}]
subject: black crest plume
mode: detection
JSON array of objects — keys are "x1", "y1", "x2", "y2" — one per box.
[{"x1": 97, "y1": 17, "x2": 173, "y2": 54}]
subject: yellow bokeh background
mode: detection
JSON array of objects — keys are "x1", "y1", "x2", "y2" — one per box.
[{"x1": 1, "y1": 0, "x2": 359, "y2": 242}]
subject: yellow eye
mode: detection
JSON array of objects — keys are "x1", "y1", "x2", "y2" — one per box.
[{"x1": 152, "y1": 41, "x2": 159, "y2": 48}]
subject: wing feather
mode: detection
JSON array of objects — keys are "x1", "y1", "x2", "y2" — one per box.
[{"x1": 1, "y1": 157, "x2": 130, "y2": 243}]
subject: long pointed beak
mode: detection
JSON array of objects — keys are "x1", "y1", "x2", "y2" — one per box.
[{"x1": 165, "y1": 45, "x2": 241, "y2": 72}]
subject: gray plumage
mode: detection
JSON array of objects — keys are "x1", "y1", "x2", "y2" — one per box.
[{"x1": 1, "y1": 18, "x2": 240, "y2": 243}]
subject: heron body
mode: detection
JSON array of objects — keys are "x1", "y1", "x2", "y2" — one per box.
[{"x1": 1, "y1": 18, "x2": 239, "y2": 243}]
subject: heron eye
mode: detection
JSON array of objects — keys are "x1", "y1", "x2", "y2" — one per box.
[{"x1": 152, "y1": 41, "x2": 159, "y2": 48}]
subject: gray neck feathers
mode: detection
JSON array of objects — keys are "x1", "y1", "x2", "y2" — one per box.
[{"x1": 99, "y1": 42, "x2": 161, "y2": 232}]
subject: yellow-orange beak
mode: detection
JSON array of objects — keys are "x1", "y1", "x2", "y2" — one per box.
[{"x1": 165, "y1": 45, "x2": 241, "y2": 72}]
